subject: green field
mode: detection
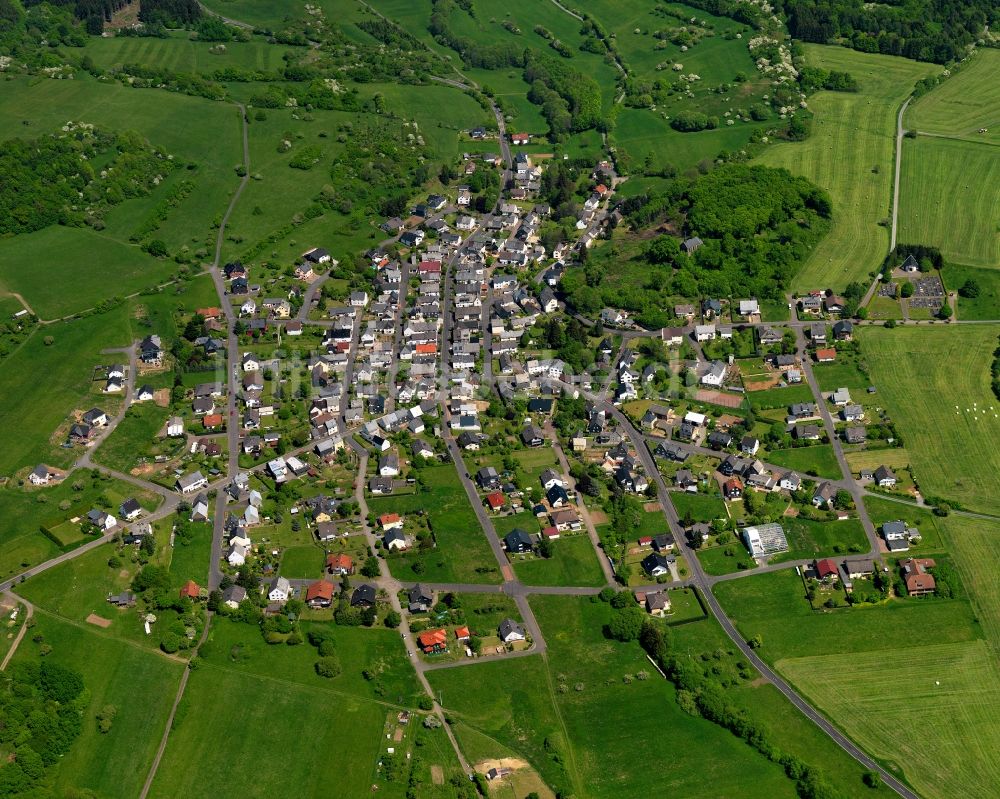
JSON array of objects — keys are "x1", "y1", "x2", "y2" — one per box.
[
  {"x1": 859, "y1": 325, "x2": 1000, "y2": 515},
  {"x1": 766, "y1": 445, "x2": 842, "y2": 479},
  {"x1": 898, "y1": 136, "x2": 1000, "y2": 268},
  {"x1": 93, "y1": 401, "x2": 176, "y2": 473},
  {"x1": 12, "y1": 614, "x2": 184, "y2": 798},
  {"x1": 757, "y1": 46, "x2": 938, "y2": 292},
  {"x1": 668, "y1": 490, "x2": 726, "y2": 522},
  {"x1": 778, "y1": 641, "x2": 1000, "y2": 799},
  {"x1": 369, "y1": 464, "x2": 500, "y2": 583},
  {"x1": 948, "y1": 264, "x2": 1000, "y2": 320},
  {"x1": 85, "y1": 33, "x2": 295, "y2": 73},
  {"x1": 431, "y1": 596, "x2": 801, "y2": 798},
  {"x1": 512, "y1": 535, "x2": 606, "y2": 587},
  {"x1": 280, "y1": 544, "x2": 326, "y2": 578},
  {"x1": 905, "y1": 49, "x2": 1000, "y2": 144}
]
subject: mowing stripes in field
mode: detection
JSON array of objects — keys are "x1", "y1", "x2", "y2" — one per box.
[{"x1": 905, "y1": 49, "x2": 1000, "y2": 145}]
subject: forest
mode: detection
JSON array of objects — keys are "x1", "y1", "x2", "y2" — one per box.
[
  {"x1": 0, "y1": 661, "x2": 87, "y2": 796},
  {"x1": 0, "y1": 126, "x2": 174, "y2": 236},
  {"x1": 561, "y1": 164, "x2": 832, "y2": 326}
]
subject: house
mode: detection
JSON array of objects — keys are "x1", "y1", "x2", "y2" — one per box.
[
  {"x1": 28, "y1": 464, "x2": 56, "y2": 486},
  {"x1": 645, "y1": 592, "x2": 671, "y2": 617},
  {"x1": 485, "y1": 492, "x2": 505, "y2": 512},
  {"x1": 504, "y1": 529, "x2": 534, "y2": 554},
  {"x1": 723, "y1": 477, "x2": 743, "y2": 500},
  {"x1": 222, "y1": 585, "x2": 247, "y2": 610},
  {"x1": 351, "y1": 584, "x2": 377, "y2": 608},
  {"x1": 498, "y1": 619, "x2": 526, "y2": 643},
  {"x1": 675, "y1": 469, "x2": 698, "y2": 493},
  {"x1": 107, "y1": 591, "x2": 136, "y2": 608},
  {"x1": 740, "y1": 436, "x2": 760, "y2": 456},
  {"x1": 302, "y1": 247, "x2": 332, "y2": 265},
  {"x1": 378, "y1": 513, "x2": 404, "y2": 532},
  {"x1": 833, "y1": 320, "x2": 853, "y2": 341},
  {"x1": 384, "y1": 529, "x2": 409, "y2": 551},
  {"x1": 511, "y1": 132, "x2": 530, "y2": 145},
  {"x1": 701, "y1": 361, "x2": 727, "y2": 387},
  {"x1": 476, "y1": 466, "x2": 500, "y2": 490},
  {"x1": 694, "y1": 324, "x2": 716, "y2": 342},
  {"x1": 741, "y1": 523, "x2": 788, "y2": 557},
  {"x1": 702, "y1": 298, "x2": 723, "y2": 318},
  {"x1": 226, "y1": 542, "x2": 249, "y2": 567},
  {"x1": 652, "y1": 534, "x2": 673, "y2": 553},
  {"x1": 521, "y1": 424, "x2": 544, "y2": 447},
  {"x1": 707, "y1": 431, "x2": 733, "y2": 450},
  {"x1": 812, "y1": 481, "x2": 836, "y2": 508},
  {"x1": 681, "y1": 237, "x2": 703, "y2": 254},
  {"x1": 326, "y1": 553, "x2": 354, "y2": 575},
  {"x1": 881, "y1": 520, "x2": 920, "y2": 552},
  {"x1": 135, "y1": 384, "x2": 155, "y2": 402},
  {"x1": 830, "y1": 387, "x2": 852, "y2": 406},
  {"x1": 778, "y1": 471, "x2": 801, "y2": 491},
  {"x1": 378, "y1": 452, "x2": 400, "y2": 477},
  {"x1": 641, "y1": 553, "x2": 673, "y2": 578},
  {"x1": 823, "y1": 295, "x2": 845, "y2": 314},
  {"x1": 82, "y1": 408, "x2": 108, "y2": 427},
  {"x1": 408, "y1": 584, "x2": 434, "y2": 613},
  {"x1": 119, "y1": 498, "x2": 142, "y2": 521},
  {"x1": 840, "y1": 404, "x2": 865, "y2": 422},
  {"x1": 176, "y1": 471, "x2": 207, "y2": 494},
  {"x1": 873, "y1": 465, "x2": 897, "y2": 487},
  {"x1": 179, "y1": 580, "x2": 201, "y2": 600},
  {"x1": 87, "y1": 508, "x2": 117, "y2": 531},
  {"x1": 418, "y1": 628, "x2": 449, "y2": 654},
  {"x1": 843, "y1": 426, "x2": 867, "y2": 445},
  {"x1": 790, "y1": 402, "x2": 818, "y2": 419},
  {"x1": 738, "y1": 299, "x2": 760, "y2": 317},
  {"x1": 268, "y1": 576, "x2": 292, "y2": 603},
  {"x1": 900, "y1": 558, "x2": 936, "y2": 596},
  {"x1": 139, "y1": 334, "x2": 163, "y2": 364},
  {"x1": 793, "y1": 424, "x2": 822, "y2": 441},
  {"x1": 815, "y1": 348, "x2": 837, "y2": 363},
  {"x1": 815, "y1": 558, "x2": 838, "y2": 580},
  {"x1": 527, "y1": 398, "x2": 554, "y2": 414},
  {"x1": 808, "y1": 323, "x2": 827, "y2": 343},
  {"x1": 305, "y1": 580, "x2": 335, "y2": 608}
]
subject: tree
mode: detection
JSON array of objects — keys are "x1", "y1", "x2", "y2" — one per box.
[
  {"x1": 96, "y1": 704, "x2": 117, "y2": 734},
  {"x1": 384, "y1": 610, "x2": 401, "y2": 629},
  {"x1": 607, "y1": 606, "x2": 645, "y2": 641},
  {"x1": 315, "y1": 654, "x2": 342, "y2": 678},
  {"x1": 39, "y1": 661, "x2": 84, "y2": 703},
  {"x1": 900, "y1": 281, "x2": 914, "y2": 298},
  {"x1": 361, "y1": 557, "x2": 380, "y2": 578},
  {"x1": 833, "y1": 489, "x2": 854, "y2": 510},
  {"x1": 959, "y1": 279, "x2": 980, "y2": 298},
  {"x1": 144, "y1": 239, "x2": 168, "y2": 258}
]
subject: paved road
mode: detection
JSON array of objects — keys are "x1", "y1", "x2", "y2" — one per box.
[{"x1": 0, "y1": 594, "x2": 33, "y2": 671}]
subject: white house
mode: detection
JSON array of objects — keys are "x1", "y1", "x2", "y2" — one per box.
[
  {"x1": 167, "y1": 417, "x2": 184, "y2": 438},
  {"x1": 695, "y1": 324, "x2": 716, "y2": 342},
  {"x1": 701, "y1": 361, "x2": 727, "y2": 388},
  {"x1": 268, "y1": 576, "x2": 292, "y2": 603}
]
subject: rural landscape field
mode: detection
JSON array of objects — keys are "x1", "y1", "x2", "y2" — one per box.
[{"x1": 0, "y1": 0, "x2": 997, "y2": 796}]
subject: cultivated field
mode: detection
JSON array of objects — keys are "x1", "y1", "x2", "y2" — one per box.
[
  {"x1": 898, "y1": 136, "x2": 1000, "y2": 267},
  {"x1": 757, "y1": 46, "x2": 938, "y2": 292},
  {"x1": 858, "y1": 325, "x2": 1000, "y2": 515},
  {"x1": 905, "y1": 49, "x2": 1000, "y2": 144},
  {"x1": 778, "y1": 641, "x2": 1000, "y2": 799}
]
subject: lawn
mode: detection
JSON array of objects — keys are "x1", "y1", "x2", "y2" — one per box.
[
  {"x1": 168, "y1": 521, "x2": 213, "y2": 589},
  {"x1": 747, "y1": 383, "x2": 815, "y2": 410},
  {"x1": 280, "y1": 544, "x2": 326, "y2": 578},
  {"x1": 777, "y1": 641, "x2": 1000, "y2": 799},
  {"x1": 11, "y1": 614, "x2": 184, "y2": 799},
  {"x1": 756, "y1": 46, "x2": 939, "y2": 292},
  {"x1": 714, "y1": 567, "x2": 982, "y2": 660},
  {"x1": 771, "y1": 516, "x2": 869, "y2": 563},
  {"x1": 84, "y1": 32, "x2": 294, "y2": 74},
  {"x1": 766, "y1": 445, "x2": 842, "y2": 479},
  {"x1": 668, "y1": 491, "x2": 726, "y2": 523},
  {"x1": 904, "y1": 49, "x2": 1000, "y2": 145},
  {"x1": 93, "y1": 401, "x2": 177, "y2": 474},
  {"x1": 811, "y1": 359, "x2": 872, "y2": 393},
  {"x1": 697, "y1": 544, "x2": 750, "y2": 576},
  {"x1": 858, "y1": 325, "x2": 1000, "y2": 515},
  {"x1": 863, "y1": 496, "x2": 945, "y2": 553},
  {"x1": 947, "y1": 264, "x2": 1000, "y2": 320},
  {"x1": 370, "y1": 464, "x2": 501, "y2": 583},
  {"x1": 512, "y1": 535, "x2": 606, "y2": 587},
  {"x1": 898, "y1": 136, "x2": 1000, "y2": 268}
]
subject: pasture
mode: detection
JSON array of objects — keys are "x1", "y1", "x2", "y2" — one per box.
[
  {"x1": 947, "y1": 264, "x2": 1000, "y2": 320},
  {"x1": 858, "y1": 325, "x2": 1000, "y2": 515},
  {"x1": 898, "y1": 136, "x2": 1000, "y2": 268},
  {"x1": 777, "y1": 641, "x2": 1000, "y2": 799},
  {"x1": 369, "y1": 464, "x2": 500, "y2": 583},
  {"x1": 936, "y1": 515, "x2": 1000, "y2": 649},
  {"x1": 757, "y1": 46, "x2": 938, "y2": 292},
  {"x1": 512, "y1": 535, "x2": 606, "y2": 587},
  {"x1": 84, "y1": 32, "x2": 294, "y2": 73},
  {"x1": 766, "y1": 445, "x2": 842, "y2": 479},
  {"x1": 905, "y1": 49, "x2": 1000, "y2": 144},
  {"x1": 12, "y1": 614, "x2": 184, "y2": 799}
]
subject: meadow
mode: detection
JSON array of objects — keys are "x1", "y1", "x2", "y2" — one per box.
[
  {"x1": 947, "y1": 264, "x2": 1000, "y2": 320},
  {"x1": 668, "y1": 490, "x2": 726, "y2": 522},
  {"x1": 778, "y1": 641, "x2": 1000, "y2": 799},
  {"x1": 85, "y1": 32, "x2": 295, "y2": 73},
  {"x1": 898, "y1": 136, "x2": 1000, "y2": 268},
  {"x1": 11, "y1": 614, "x2": 185, "y2": 799},
  {"x1": 858, "y1": 325, "x2": 1000, "y2": 515},
  {"x1": 369, "y1": 464, "x2": 500, "y2": 583},
  {"x1": 431, "y1": 596, "x2": 801, "y2": 799},
  {"x1": 905, "y1": 49, "x2": 1000, "y2": 145},
  {"x1": 766, "y1": 444, "x2": 842, "y2": 479},
  {"x1": 937, "y1": 514, "x2": 1000, "y2": 648},
  {"x1": 512, "y1": 535, "x2": 606, "y2": 587},
  {"x1": 757, "y1": 46, "x2": 938, "y2": 292}
]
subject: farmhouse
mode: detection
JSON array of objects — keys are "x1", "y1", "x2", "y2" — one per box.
[{"x1": 873, "y1": 465, "x2": 897, "y2": 487}]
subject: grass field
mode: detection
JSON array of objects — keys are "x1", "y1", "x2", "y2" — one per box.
[
  {"x1": 947, "y1": 264, "x2": 1000, "y2": 320},
  {"x1": 898, "y1": 136, "x2": 1000, "y2": 268},
  {"x1": 85, "y1": 33, "x2": 295, "y2": 74},
  {"x1": 512, "y1": 535, "x2": 606, "y2": 587},
  {"x1": 715, "y1": 567, "x2": 982, "y2": 659},
  {"x1": 93, "y1": 401, "x2": 175, "y2": 473},
  {"x1": 280, "y1": 544, "x2": 326, "y2": 578},
  {"x1": 668, "y1": 490, "x2": 726, "y2": 522},
  {"x1": 766, "y1": 445, "x2": 842, "y2": 479},
  {"x1": 757, "y1": 46, "x2": 938, "y2": 292},
  {"x1": 905, "y1": 49, "x2": 1000, "y2": 145},
  {"x1": 12, "y1": 614, "x2": 184, "y2": 798},
  {"x1": 778, "y1": 641, "x2": 1000, "y2": 799},
  {"x1": 858, "y1": 325, "x2": 1000, "y2": 515},
  {"x1": 431, "y1": 596, "x2": 800, "y2": 798},
  {"x1": 369, "y1": 464, "x2": 500, "y2": 583}
]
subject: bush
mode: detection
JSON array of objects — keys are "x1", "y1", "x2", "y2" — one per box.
[{"x1": 315, "y1": 654, "x2": 342, "y2": 678}]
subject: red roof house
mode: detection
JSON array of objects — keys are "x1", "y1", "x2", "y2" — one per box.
[
  {"x1": 455, "y1": 626, "x2": 471, "y2": 641},
  {"x1": 203, "y1": 413, "x2": 224, "y2": 429},
  {"x1": 815, "y1": 558, "x2": 838, "y2": 580},
  {"x1": 415, "y1": 343, "x2": 437, "y2": 355},
  {"x1": 379, "y1": 513, "x2": 403, "y2": 529},
  {"x1": 485, "y1": 492, "x2": 505, "y2": 512},
  {"x1": 305, "y1": 579, "x2": 335, "y2": 607},
  {"x1": 638, "y1": 536, "x2": 653, "y2": 547},
  {"x1": 541, "y1": 526, "x2": 560, "y2": 540},
  {"x1": 179, "y1": 580, "x2": 200, "y2": 600},
  {"x1": 418, "y1": 628, "x2": 449, "y2": 653},
  {"x1": 723, "y1": 477, "x2": 744, "y2": 500},
  {"x1": 326, "y1": 553, "x2": 354, "y2": 575},
  {"x1": 815, "y1": 348, "x2": 837, "y2": 363},
  {"x1": 511, "y1": 132, "x2": 530, "y2": 145},
  {"x1": 418, "y1": 260, "x2": 442, "y2": 275}
]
